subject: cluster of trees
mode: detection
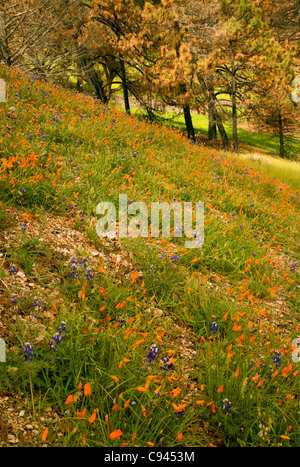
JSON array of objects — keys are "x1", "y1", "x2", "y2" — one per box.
[{"x1": 0, "y1": 0, "x2": 299, "y2": 157}]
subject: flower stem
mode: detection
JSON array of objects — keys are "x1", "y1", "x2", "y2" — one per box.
[{"x1": 29, "y1": 371, "x2": 35, "y2": 420}]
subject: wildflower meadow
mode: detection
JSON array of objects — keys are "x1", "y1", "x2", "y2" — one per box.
[{"x1": 0, "y1": 64, "x2": 299, "y2": 448}]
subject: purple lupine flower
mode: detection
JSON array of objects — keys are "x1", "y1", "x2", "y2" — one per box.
[
  {"x1": 57, "y1": 321, "x2": 67, "y2": 333},
  {"x1": 48, "y1": 321, "x2": 67, "y2": 351},
  {"x1": 80, "y1": 258, "x2": 88, "y2": 268},
  {"x1": 8, "y1": 264, "x2": 18, "y2": 275},
  {"x1": 85, "y1": 268, "x2": 93, "y2": 281},
  {"x1": 209, "y1": 322, "x2": 218, "y2": 334},
  {"x1": 222, "y1": 398, "x2": 232, "y2": 414},
  {"x1": 11, "y1": 294, "x2": 18, "y2": 305},
  {"x1": 22, "y1": 342, "x2": 35, "y2": 361},
  {"x1": 161, "y1": 356, "x2": 174, "y2": 371},
  {"x1": 272, "y1": 350, "x2": 282, "y2": 367},
  {"x1": 174, "y1": 407, "x2": 186, "y2": 418},
  {"x1": 145, "y1": 344, "x2": 159, "y2": 363}
]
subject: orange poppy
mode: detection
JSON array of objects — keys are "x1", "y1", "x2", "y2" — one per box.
[
  {"x1": 41, "y1": 427, "x2": 48, "y2": 441},
  {"x1": 89, "y1": 410, "x2": 97, "y2": 424},
  {"x1": 172, "y1": 403, "x2": 187, "y2": 412},
  {"x1": 78, "y1": 408, "x2": 87, "y2": 419},
  {"x1": 137, "y1": 386, "x2": 148, "y2": 392},
  {"x1": 252, "y1": 374, "x2": 261, "y2": 381},
  {"x1": 172, "y1": 387, "x2": 182, "y2": 398},
  {"x1": 109, "y1": 429, "x2": 123, "y2": 440},
  {"x1": 65, "y1": 394, "x2": 74, "y2": 405}
]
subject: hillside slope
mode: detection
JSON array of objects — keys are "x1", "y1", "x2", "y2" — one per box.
[{"x1": 0, "y1": 65, "x2": 299, "y2": 447}]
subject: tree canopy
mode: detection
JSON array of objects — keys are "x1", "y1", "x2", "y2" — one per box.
[{"x1": 0, "y1": 0, "x2": 298, "y2": 157}]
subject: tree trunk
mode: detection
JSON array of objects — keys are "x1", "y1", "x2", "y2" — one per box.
[
  {"x1": 0, "y1": 5, "x2": 11, "y2": 66},
  {"x1": 76, "y1": 76, "x2": 83, "y2": 92},
  {"x1": 173, "y1": 21, "x2": 195, "y2": 142},
  {"x1": 278, "y1": 112, "x2": 284, "y2": 157},
  {"x1": 215, "y1": 113, "x2": 229, "y2": 148},
  {"x1": 178, "y1": 81, "x2": 195, "y2": 141},
  {"x1": 231, "y1": 74, "x2": 238, "y2": 151},
  {"x1": 75, "y1": 62, "x2": 83, "y2": 92},
  {"x1": 207, "y1": 79, "x2": 217, "y2": 140},
  {"x1": 208, "y1": 115, "x2": 217, "y2": 140},
  {"x1": 183, "y1": 104, "x2": 195, "y2": 142},
  {"x1": 197, "y1": 73, "x2": 229, "y2": 148},
  {"x1": 78, "y1": 46, "x2": 108, "y2": 103},
  {"x1": 231, "y1": 47, "x2": 238, "y2": 152},
  {"x1": 208, "y1": 97, "x2": 217, "y2": 140},
  {"x1": 120, "y1": 59, "x2": 130, "y2": 114}
]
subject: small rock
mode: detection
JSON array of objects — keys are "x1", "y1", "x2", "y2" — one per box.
[
  {"x1": 8, "y1": 434, "x2": 19, "y2": 444},
  {"x1": 16, "y1": 271, "x2": 26, "y2": 279}
]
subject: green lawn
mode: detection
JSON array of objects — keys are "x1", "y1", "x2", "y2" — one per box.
[
  {"x1": 141, "y1": 110, "x2": 285, "y2": 156},
  {"x1": 113, "y1": 100, "x2": 299, "y2": 160}
]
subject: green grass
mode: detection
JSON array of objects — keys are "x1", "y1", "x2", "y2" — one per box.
[
  {"x1": 232, "y1": 152, "x2": 300, "y2": 188},
  {"x1": 115, "y1": 102, "x2": 299, "y2": 159},
  {"x1": 0, "y1": 64, "x2": 299, "y2": 447},
  {"x1": 159, "y1": 111, "x2": 294, "y2": 156}
]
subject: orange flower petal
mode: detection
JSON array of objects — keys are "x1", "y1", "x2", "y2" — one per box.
[
  {"x1": 109, "y1": 429, "x2": 123, "y2": 440},
  {"x1": 172, "y1": 387, "x2": 182, "y2": 397},
  {"x1": 252, "y1": 374, "x2": 261, "y2": 381},
  {"x1": 65, "y1": 394, "x2": 74, "y2": 405},
  {"x1": 78, "y1": 407, "x2": 87, "y2": 419},
  {"x1": 89, "y1": 410, "x2": 97, "y2": 424},
  {"x1": 84, "y1": 383, "x2": 91, "y2": 396},
  {"x1": 137, "y1": 386, "x2": 148, "y2": 392},
  {"x1": 131, "y1": 272, "x2": 139, "y2": 282},
  {"x1": 41, "y1": 427, "x2": 48, "y2": 441}
]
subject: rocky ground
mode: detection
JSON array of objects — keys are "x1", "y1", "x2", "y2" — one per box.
[{"x1": 0, "y1": 209, "x2": 205, "y2": 446}]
